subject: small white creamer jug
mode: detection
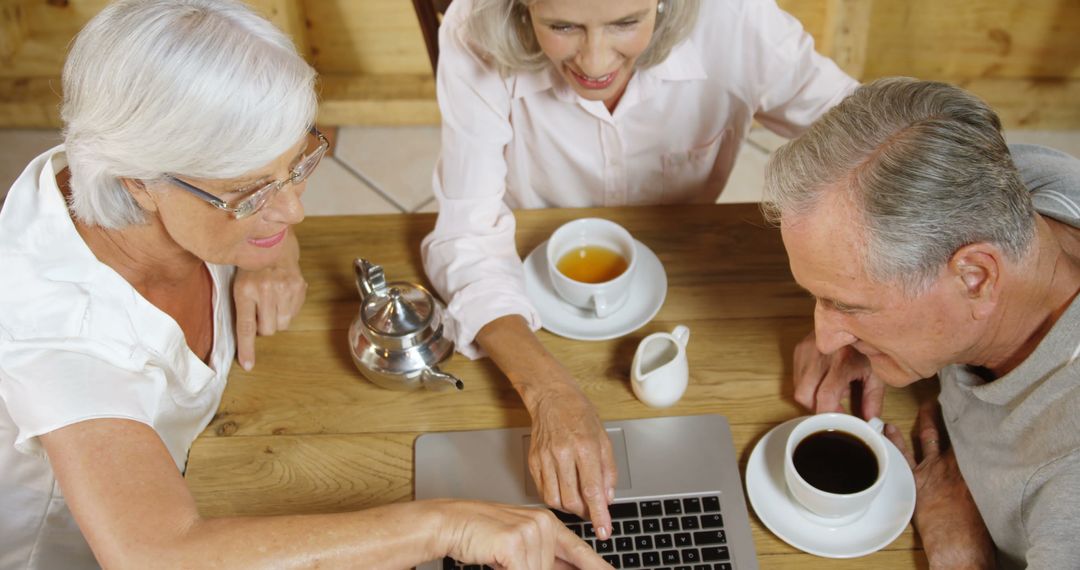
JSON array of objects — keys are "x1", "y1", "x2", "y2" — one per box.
[{"x1": 631, "y1": 325, "x2": 690, "y2": 408}]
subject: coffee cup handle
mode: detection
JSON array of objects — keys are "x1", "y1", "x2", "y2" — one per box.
[
  {"x1": 867, "y1": 416, "x2": 884, "y2": 434},
  {"x1": 593, "y1": 292, "x2": 612, "y2": 318}
]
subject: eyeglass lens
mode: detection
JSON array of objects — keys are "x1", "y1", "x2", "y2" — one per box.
[{"x1": 235, "y1": 133, "x2": 327, "y2": 217}]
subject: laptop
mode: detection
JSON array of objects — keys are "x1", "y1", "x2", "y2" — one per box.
[{"x1": 415, "y1": 414, "x2": 758, "y2": 569}]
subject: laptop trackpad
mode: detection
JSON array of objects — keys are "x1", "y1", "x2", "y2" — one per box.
[{"x1": 522, "y1": 427, "x2": 633, "y2": 497}]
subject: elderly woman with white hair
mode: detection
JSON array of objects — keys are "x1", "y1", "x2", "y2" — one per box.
[
  {"x1": 422, "y1": 0, "x2": 859, "y2": 538},
  {"x1": 0, "y1": 1, "x2": 608, "y2": 568}
]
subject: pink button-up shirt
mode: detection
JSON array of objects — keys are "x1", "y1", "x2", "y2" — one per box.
[{"x1": 422, "y1": 0, "x2": 858, "y2": 358}]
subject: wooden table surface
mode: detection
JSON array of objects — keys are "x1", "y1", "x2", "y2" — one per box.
[{"x1": 185, "y1": 204, "x2": 936, "y2": 569}]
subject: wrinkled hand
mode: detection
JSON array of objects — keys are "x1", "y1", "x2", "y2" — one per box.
[
  {"x1": 793, "y1": 330, "x2": 885, "y2": 419},
  {"x1": 435, "y1": 500, "x2": 612, "y2": 569},
  {"x1": 885, "y1": 402, "x2": 995, "y2": 569},
  {"x1": 528, "y1": 382, "x2": 618, "y2": 541},
  {"x1": 232, "y1": 230, "x2": 306, "y2": 370}
]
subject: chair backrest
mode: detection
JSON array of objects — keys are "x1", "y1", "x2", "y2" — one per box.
[{"x1": 412, "y1": 0, "x2": 454, "y2": 75}]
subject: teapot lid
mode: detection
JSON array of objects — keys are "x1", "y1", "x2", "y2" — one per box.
[{"x1": 362, "y1": 284, "x2": 434, "y2": 336}]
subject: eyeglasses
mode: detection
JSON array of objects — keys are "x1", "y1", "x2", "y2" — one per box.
[{"x1": 163, "y1": 128, "x2": 329, "y2": 220}]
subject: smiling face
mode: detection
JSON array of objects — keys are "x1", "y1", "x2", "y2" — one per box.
[
  {"x1": 780, "y1": 189, "x2": 988, "y2": 387},
  {"x1": 528, "y1": 0, "x2": 657, "y2": 109},
  {"x1": 143, "y1": 134, "x2": 310, "y2": 272}
]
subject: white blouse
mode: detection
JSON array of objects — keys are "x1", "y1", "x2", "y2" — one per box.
[
  {"x1": 422, "y1": 0, "x2": 858, "y2": 357},
  {"x1": 0, "y1": 147, "x2": 235, "y2": 569}
]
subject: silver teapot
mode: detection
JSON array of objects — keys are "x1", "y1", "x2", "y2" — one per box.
[{"x1": 348, "y1": 259, "x2": 464, "y2": 391}]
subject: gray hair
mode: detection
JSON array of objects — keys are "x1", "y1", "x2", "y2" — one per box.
[
  {"x1": 62, "y1": 0, "x2": 318, "y2": 229},
  {"x1": 466, "y1": 0, "x2": 701, "y2": 75},
  {"x1": 762, "y1": 77, "x2": 1036, "y2": 294}
]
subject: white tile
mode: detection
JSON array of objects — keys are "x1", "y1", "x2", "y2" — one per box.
[
  {"x1": 334, "y1": 126, "x2": 440, "y2": 212},
  {"x1": 1, "y1": 130, "x2": 62, "y2": 202},
  {"x1": 414, "y1": 196, "x2": 439, "y2": 213},
  {"x1": 301, "y1": 156, "x2": 400, "y2": 216},
  {"x1": 1004, "y1": 130, "x2": 1080, "y2": 159},
  {"x1": 746, "y1": 126, "x2": 790, "y2": 153},
  {"x1": 718, "y1": 143, "x2": 768, "y2": 204}
]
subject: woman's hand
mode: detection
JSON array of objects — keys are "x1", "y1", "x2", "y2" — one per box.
[
  {"x1": 232, "y1": 230, "x2": 306, "y2": 370},
  {"x1": 884, "y1": 402, "x2": 995, "y2": 569},
  {"x1": 433, "y1": 500, "x2": 611, "y2": 569},
  {"x1": 476, "y1": 315, "x2": 618, "y2": 540},
  {"x1": 793, "y1": 330, "x2": 886, "y2": 419},
  {"x1": 527, "y1": 380, "x2": 618, "y2": 539}
]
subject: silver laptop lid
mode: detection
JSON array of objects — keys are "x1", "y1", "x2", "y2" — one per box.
[{"x1": 415, "y1": 414, "x2": 758, "y2": 569}]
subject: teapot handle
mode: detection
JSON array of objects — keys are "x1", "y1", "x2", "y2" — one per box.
[{"x1": 354, "y1": 258, "x2": 387, "y2": 299}]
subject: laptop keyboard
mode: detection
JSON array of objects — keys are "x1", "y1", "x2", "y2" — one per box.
[{"x1": 443, "y1": 494, "x2": 734, "y2": 570}]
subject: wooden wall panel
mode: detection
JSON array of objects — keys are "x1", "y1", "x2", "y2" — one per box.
[
  {"x1": 304, "y1": 0, "x2": 431, "y2": 75},
  {"x1": 1, "y1": 0, "x2": 1078, "y2": 128},
  {"x1": 863, "y1": 0, "x2": 1080, "y2": 80}
]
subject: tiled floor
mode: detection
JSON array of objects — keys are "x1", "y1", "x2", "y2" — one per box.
[{"x1": 3, "y1": 127, "x2": 1079, "y2": 215}]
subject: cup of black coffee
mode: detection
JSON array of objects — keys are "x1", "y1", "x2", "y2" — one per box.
[{"x1": 783, "y1": 413, "x2": 889, "y2": 525}]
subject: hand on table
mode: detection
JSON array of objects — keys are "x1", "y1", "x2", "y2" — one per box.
[
  {"x1": 528, "y1": 381, "x2": 618, "y2": 541},
  {"x1": 884, "y1": 402, "x2": 995, "y2": 569},
  {"x1": 232, "y1": 230, "x2": 307, "y2": 370},
  {"x1": 435, "y1": 500, "x2": 612, "y2": 569},
  {"x1": 793, "y1": 330, "x2": 886, "y2": 419}
]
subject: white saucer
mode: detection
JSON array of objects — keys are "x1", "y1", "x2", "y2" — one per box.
[
  {"x1": 745, "y1": 416, "x2": 916, "y2": 558},
  {"x1": 523, "y1": 239, "x2": 667, "y2": 341}
]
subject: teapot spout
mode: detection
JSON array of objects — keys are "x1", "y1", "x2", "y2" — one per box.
[{"x1": 420, "y1": 367, "x2": 465, "y2": 392}]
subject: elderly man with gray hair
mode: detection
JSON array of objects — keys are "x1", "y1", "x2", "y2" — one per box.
[{"x1": 764, "y1": 77, "x2": 1080, "y2": 568}]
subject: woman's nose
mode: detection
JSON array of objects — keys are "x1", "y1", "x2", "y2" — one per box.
[
  {"x1": 577, "y1": 32, "x2": 617, "y2": 77},
  {"x1": 263, "y1": 181, "x2": 306, "y2": 226}
]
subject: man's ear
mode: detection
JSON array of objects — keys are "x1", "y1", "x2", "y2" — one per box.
[
  {"x1": 948, "y1": 243, "x2": 1001, "y2": 321},
  {"x1": 119, "y1": 178, "x2": 158, "y2": 213}
]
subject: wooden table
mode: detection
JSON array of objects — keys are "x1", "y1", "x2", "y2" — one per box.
[{"x1": 185, "y1": 204, "x2": 936, "y2": 569}]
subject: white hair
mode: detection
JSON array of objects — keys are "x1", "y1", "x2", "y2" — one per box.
[
  {"x1": 61, "y1": 0, "x2": 318, "y2": 229},
  {"x1": 466, "y1": 0, "x2": 701, "y2": 75}
]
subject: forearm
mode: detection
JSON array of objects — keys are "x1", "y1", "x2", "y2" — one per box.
[
  {"x1": 475, "y1": 314, "x2": 579, "y2": 411},
  {"x1": 109, "y1": 500, "x2": 450, "y2": 569}
]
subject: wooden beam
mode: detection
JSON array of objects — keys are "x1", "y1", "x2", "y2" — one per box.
[
  {"x1": 317, "y1": 73, "x2": 440, "y2": 126},
  {"x1": 0, "y1": 0, "x2": 28, "y2": 64},
  {"x1": 248, "y1": 0, "x2": 311, "y2": 62},
  {"x1": 822, "y1": 0, "x2": 873, "y2": 80},
  {"x1": 5, "y1": 74, "x2": 1078, "y2": 130},
  {"x1": 0, "y1": 76, "x2": 62, "y2": 128}
]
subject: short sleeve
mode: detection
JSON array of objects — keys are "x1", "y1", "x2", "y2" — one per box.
[
  {"x1": 1009, "y1": 143, "x2": 1080, "y2": 228},
  {"x1": 0, "y1": 339, "x2": 163, "y2": 457},
  {"x1": 1021, "y1": 451, "x2": 1080, "y2": 567}
]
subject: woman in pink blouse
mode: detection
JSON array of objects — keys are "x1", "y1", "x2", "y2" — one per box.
[{"x1": 422, "y1": 0, "x2": 858, "y2": 539}]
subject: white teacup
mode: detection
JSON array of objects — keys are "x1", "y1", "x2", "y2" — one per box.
[
  {"x1": 783, "y1": 413, "x2": 889, "y2": 526},
  {"x1": 546, "y1": 218, "x2": 637, "y2": 318}
]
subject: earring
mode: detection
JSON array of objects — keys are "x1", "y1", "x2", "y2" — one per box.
[{"x1": 657, "y1": 0, "x2": 665, "y2": 14}]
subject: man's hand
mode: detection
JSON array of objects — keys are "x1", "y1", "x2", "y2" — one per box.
[
  {"x1": 885, "y1": 402, "x2": 995, "y2": 569},
  {"x1": 232, "y1": 230, "x2": 306, "y2": 370},
  {"x1": 793, "y1": 331, "x2": 886, "y2": 419}
]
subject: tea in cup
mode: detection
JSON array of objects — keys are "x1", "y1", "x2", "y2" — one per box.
[
  {"x1": 546, "y1": 218, "x2": 637, "y2": 318},
  {"x1": 783, "y1": 413, "x2": 889, "y2": 525}
]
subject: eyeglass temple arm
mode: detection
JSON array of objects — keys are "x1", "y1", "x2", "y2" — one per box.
[{"x1": 165, "y1": 175, "x2": 230, "y2": 209}]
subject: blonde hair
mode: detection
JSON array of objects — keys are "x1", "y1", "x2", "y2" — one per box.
[{"x1": 466, "y1": 0, "x2": 701, "y2": 75}]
